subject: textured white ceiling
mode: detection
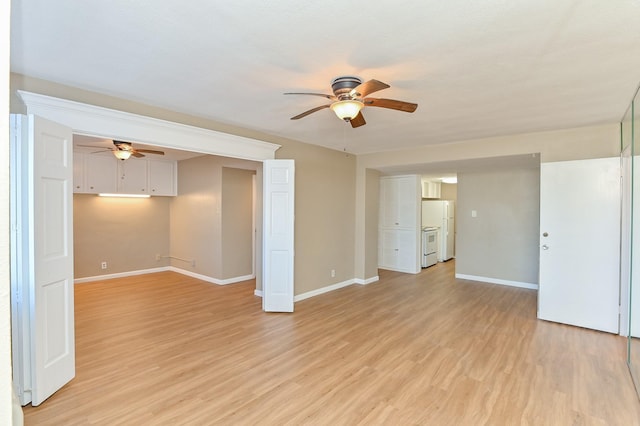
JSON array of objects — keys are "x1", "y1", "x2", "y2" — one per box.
[{"x1": 10, "y1": 1, "x2": 640, "y2": 154}]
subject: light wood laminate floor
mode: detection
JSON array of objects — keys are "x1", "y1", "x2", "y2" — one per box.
[{"x1": 23, "y1": 261, "x2": 640, "y2": 425}]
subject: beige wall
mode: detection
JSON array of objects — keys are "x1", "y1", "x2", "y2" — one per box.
[
  {"x1": 170, "y1": 156, "x2": 220, "y2": 277},
  {"x1": 456, "y1": 168, "x2": 540, "y2": 284},
  {"x1": 74, "y1": 195, "x2": 171, "y2": 278},
  {"x1": 221, "y1": 168, "x2": 255, "y2": 279},
  {"x1": 170, "y1": 156, "x2": 261, "y2": 281},
  {"x1": 364, "y1": 169, "x2": 380, "y2": 279},
  {"x1": 275, "y1": 143, "x2": 356, "y2": 294},
  {"x1": 354, "y1": 123, "x2": 619, "y2": 281},
  {"x1": 440, "y1": 183, "x2": 457, "y2": 202}
]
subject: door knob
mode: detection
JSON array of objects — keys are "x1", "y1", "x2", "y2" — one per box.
[{"x1": 542, "y1": 244, "x2": 549, "y2": 250}]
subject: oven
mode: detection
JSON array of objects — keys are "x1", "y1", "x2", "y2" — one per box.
[{"x1": 422, "y1": 227, "x2": 438, "y2": 268}]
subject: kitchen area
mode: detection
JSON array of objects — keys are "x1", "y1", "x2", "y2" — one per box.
[
  {"x1": 421, "y1": 178, "x2": 456, "y2": 268},
  {"x1": 378, "y1": 174, "x2": 456, "y2": 274}
]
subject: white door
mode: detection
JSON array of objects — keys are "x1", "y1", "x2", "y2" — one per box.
[
  {"x1": 539, "y1": 158, "x2": 620, "y2": 333},
  {"x1": 263, "y1": 159, "x2": 295, "y2": 312},
  {"x1": 11, "y1": 115, "x2": 75, "y2": 405}
]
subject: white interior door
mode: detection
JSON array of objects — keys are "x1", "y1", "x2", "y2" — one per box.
[
  {"x1": 263, "y1": 159, "x2": 295, "y2": 312},
  {"x1": 12, "y1": 114, "x2": 75, "y2": 405},
  {"x1": 539, "y1": 157, "x2": 620, "y2": 333}
]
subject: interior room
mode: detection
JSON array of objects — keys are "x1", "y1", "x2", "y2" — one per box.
[
  {"x1": 4, "y1": 1, "x2": 640, "y2": 424},
  {"x1": 72, "y1": 135, "x2": 260, "y2": 288}
]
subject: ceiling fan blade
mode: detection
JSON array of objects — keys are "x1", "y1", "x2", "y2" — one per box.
[
  {"x1": 351, "y1": 79, "x2": 390, "y2": 98},
  {"x1": 89, "y1": 149, "x2": 112, "y2": 154},
  {"x1": 350, "y1": 112, "x2": 366, "y2": 128},
  {"x1": 364, "y1": 98, "x2": 418, "y2": 113},
  {"x1": 113, "y1": 140, "x2": 134, "y2": 150},
  {"x1": 135, "y1": 149, "x2": 165, "y2": 155},
  {"x1": 290, "y1": 104, "x2": 331, "y2": 120},
  {"x1": 131, "y1": 152, "x2": 145, "y2": 158},
  {"x1": 284, "y1": 92, "x2": 337, "y2": 101}
]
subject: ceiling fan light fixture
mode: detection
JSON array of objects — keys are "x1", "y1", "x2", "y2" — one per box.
[
  {"x1": 330, "y1": 100, "x2": 364, "y2": 121},
  {"x1": 113, "y1": 150, "x2": 132, "y2": 160}
]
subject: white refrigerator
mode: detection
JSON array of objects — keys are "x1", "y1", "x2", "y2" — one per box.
[{"x1": 421, "y1": 200, "x2": 455, "y2": 261}]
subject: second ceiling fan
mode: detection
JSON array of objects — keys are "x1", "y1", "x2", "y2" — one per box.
[
  {"x1": 79, "y1": 140, "x2": 165, "y2": 161},
  {"x1": 285, "y1": 76, "x2": 418, "y2": 128}
]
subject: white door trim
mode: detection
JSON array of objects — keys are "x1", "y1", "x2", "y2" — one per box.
[{"x1": 17, "y1": 91, "x2": 280, "y2": 161}]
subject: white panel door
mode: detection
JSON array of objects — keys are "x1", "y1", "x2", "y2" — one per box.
[
  {"x1": 539, "y1": 158, "x2": 620, "y2": 333},
  {"x1": 32, "y1": 115, "x2": 76, "y2": 405},
  {"x1": 12, "y1": 115, "x2": 75, "y2": 405},
  {"x1": 263, "y1": 160, "x2": 295, "y2": 312}
]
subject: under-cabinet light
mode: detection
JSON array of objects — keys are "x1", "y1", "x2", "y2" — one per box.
[{"x1": 98, "y1": 193, "x2": 151, "y2": 198}]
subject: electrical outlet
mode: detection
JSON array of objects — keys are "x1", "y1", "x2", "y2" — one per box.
[
  {"x1": 101, "y1": 261, "x2": 107, "y2": 270},
  {"x1": 156, "y1": 254, "x2": 161, "y2": 261},
  {"x1": 331, "y1": 269, "x2": 336, "y2": 278}
]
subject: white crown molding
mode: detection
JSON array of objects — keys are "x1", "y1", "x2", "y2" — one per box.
[{"x1": 17, "y1": 90, "x2": 280, "y2": 161}]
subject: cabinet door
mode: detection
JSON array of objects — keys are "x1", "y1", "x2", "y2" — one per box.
[
  {"x1": 85, "y1": 155, "x2": 117, "y2": 193},
  {"x1": 148, "y1": 160, "x2": 176, "y2": 196},
  {"x1": 379, "y1": 177, "x2": 398, "y2": 227},
  {"x1": 397, "y1": 177, "x2": 418, "y2": 227},
  {"x1": 72, "y1": 152, "x2": 84, "y2": 193},
  {"x1": 380, "y1": 176, "x2": 420, "y2": 228},
  {"x1": 118, "y1": 160, "x2": 148, "y2": 194},
  {"x1": 396, "y1": 229, "x2": 418, "y2": 273},
  {"x1": 379, "y1": 228, "x2": 419, "y2": 273},
  {"x1": 379, "y1": 229, "x2": 399, "y2": 269}
]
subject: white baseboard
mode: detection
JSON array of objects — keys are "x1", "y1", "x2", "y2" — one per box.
[
  {"x1": 169, "y1": 267, "x2": 254, "y2": 285},
  {"x1": 354, "y1": 276, "x2": 379, "y2": 285},
  {"x1": 75, "y1": 267, "x2": 255, "y2": 286},
  {"x1": 455, "y1": 273, "x2": 538, "y2": 290},
  {"x1": 74, "y1": 267, "x2": 170, "y2": 283},
  {"x1": 255, "y1": 276, "x2": 378, "y2": 301},
  {"x1": 378, "y1": 266, "x2": 421, "y2": 274},
  {"x1": 294, "y1": 278, "x2": 356, "y2": 302}
]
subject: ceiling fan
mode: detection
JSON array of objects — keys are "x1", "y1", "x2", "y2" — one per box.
[
  {"x1": 78, "y1": 140, "x2": 165, "y2": 161},
  {"x1": 285, "y1": 76, "x2": 418, "y2": 128}
]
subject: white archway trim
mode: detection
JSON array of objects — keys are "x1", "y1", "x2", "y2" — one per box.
[{"x1": 18, "y1": 90, "x2": 280, "y2": 161}]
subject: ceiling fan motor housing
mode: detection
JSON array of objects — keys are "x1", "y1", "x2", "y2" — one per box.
[{"x1": 331, "y1": 76, "x2": 362, "y2": 99}]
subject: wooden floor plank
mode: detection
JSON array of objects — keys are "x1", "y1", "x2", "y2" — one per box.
[{"x1": 22, "y1": 261, "x2": 640, "y2": 425}]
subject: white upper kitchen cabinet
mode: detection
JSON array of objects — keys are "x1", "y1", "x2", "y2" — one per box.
[
  {"x1": 117, "y1": 159, "x2": 148, "y2": 195},
  {"x1": 73, "y1": 152, "x2": 177, "y2": 196},
  {"x1": 84, "y1": 154, "x2": 118, "y2": 194},
  {"x1": 380, "y1": 175, "x2": 421, "y2": 228},
  {"x1": 148, "y1": 160, "x2": 177, "y2": 196},
  {"x1": 73, "y1": 152, "x2": 85, "y2": 193}
]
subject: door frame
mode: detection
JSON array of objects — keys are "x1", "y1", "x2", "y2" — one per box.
[{"x1": 16, "y1": 90, "x2": 287, "y2": 302}]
